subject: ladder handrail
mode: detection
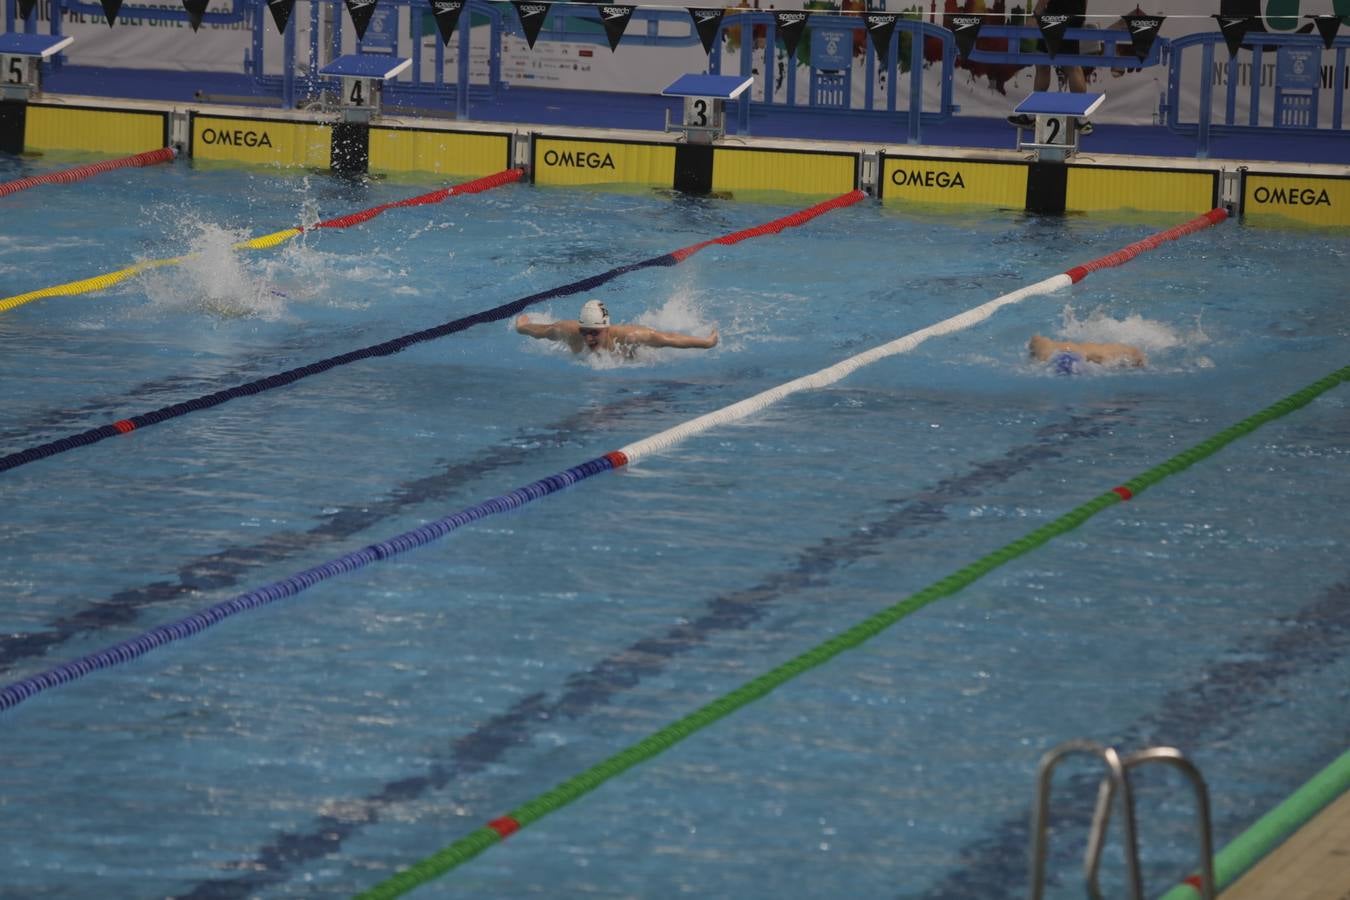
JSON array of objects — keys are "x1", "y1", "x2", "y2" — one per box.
[
  {"x1": 1085, "y1": 747, "x2": 1216, "y2": 900},
  {"x1": 1028, "y1": 739, "x2": 1144, "y2": 900}
]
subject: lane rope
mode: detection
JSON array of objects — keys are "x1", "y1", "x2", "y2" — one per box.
[
  {"x1": 0, "y1": 146, "x2": 176, "y2": 198},
  {"x1": 357, "y1": 364, "x2": 1350, "y2": 899},
  {"x1": 0, "y1": 205, "x2": 1212, "y2": 712},
  {"x1": 0, "y1": 167, "x2": 525, "y2": 315},
  {"x1": 0, "y1": 190, "x2": 862, "y2": 475}
]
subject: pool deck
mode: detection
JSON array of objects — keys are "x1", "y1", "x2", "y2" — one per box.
[{"x1": 1222, "y1": 788, "x2": 1350, "y2": 899}]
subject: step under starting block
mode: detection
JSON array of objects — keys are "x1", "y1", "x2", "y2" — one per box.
[
  {"x1": 1011, "y1": 91, "x2": 1104, "y2": 162},
  {"x1": 0, "y1": 33, "x2": 74, "y2": 102},
  {"x1": 662, "y1": 73, "x2": 754, "y2": 144},
  {"x1": 319, "y1": 54, "x2": 411, "y2": 123}
]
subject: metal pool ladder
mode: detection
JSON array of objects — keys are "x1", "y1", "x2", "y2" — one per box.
[{"x1": 1028, "y1": 740, "x2": 1216, "y2": 900}]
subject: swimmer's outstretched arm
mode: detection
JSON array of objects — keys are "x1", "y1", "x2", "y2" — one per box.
[
  {"x1": 515, "y1": 314, "x2": 574, "y2": 341},
  {"x1": 618, "y1": 325, "x2": 718, "y2": 350}
]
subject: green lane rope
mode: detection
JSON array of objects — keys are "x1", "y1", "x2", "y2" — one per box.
[
  {"x1": 1157, "y1": 747, "x2": 1350, "y2": 899},
  {"x1": 356, "y1": 365, "x2": 1349, "y2": 900}
]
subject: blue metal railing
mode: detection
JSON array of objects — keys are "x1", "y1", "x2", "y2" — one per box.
[
  {"x1": 1164, "y1": 31, "x2": 1349, "y2": 157},
  {"x1": 705, "y1": 12, "x2": 958, "y2": 143}
]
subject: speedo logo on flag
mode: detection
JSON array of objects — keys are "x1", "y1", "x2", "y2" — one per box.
[
  {"x1": 519, "y1": 4, "x2": 546, "y2": 16},
  {"x1": 1041, "y1": 15, "x2": 1068, "y2": 26},
  {"x1": 602, "y1": 6, "x2": 627, "y2": 18},
  {"x1": 1130, "y1": 18, "x2": 1160, "y2": 32},
  {"x1": 778, "y1": 12, "x2": 804, "y2": 23},
  {"x1": 434, "y1": 1, "x2": 461, "y2": 10},
  {"x1": 951, "y1": 15, "x2": 980, "y2": 29},
  {"x1": 347, "y1": 0, "x2": 373, "y2": 9},
  {"x1": 694, "y1": 11, "x2": 719, "y2": 22}
]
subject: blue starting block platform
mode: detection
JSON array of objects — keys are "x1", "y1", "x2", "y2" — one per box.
[
  {"x1": 662, "y1": 74, "x2": 754, "y2": 143},
  {"x1": 0, "y1": 34, "x2": 73, "y2": 101},
  {"x1": 1012, "y1": 90, "x2": 1104, "y2": 161},
  {"x1": 319, "y1": 54, "x2": 411, "y2": 122}
]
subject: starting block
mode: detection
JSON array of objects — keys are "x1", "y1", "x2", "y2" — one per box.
[
  {"x1": 0, "y1": 34, "x2": 74, "y2": 102},
  {"x1": 662, "y1": 74, "x2": 754, "y2": 144},
  {"x1": 319, "y1": 54, "x2": 411, "y2": 123},
  {"x1": 1012, "y1": 91, "x2": 1104, "y2": 161}
]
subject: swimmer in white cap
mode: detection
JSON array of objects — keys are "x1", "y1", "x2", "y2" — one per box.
[
  {"x1": 1029, "y1": 334, "x2": 1146, "y2": 373},
  {"x1": 516, "y1": 298, "x2": 718, "y2": 356}
]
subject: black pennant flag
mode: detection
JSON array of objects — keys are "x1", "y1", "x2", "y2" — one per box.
[
  {"x1": 267, "y1": 0, "x2": 295, "y2": 33},
  {"x1": 99, "y1": 0, "x2": 122, "y2": 25},
  {"x1": 1121, "y1": 13, "x2": 1164, "y2": 62},
  {"x1": 688, "y1": 8, "x2": 724, "y2": 56},
  {"x1": 865, "y1": 13, "x2": 898, "y2": 60},
  {"x1": 1214, "y1": 14, "x2": 1254, "y2": 58},
  {"x1": 428, "y1": 0, "x2": 464, "y2": 45},
  {"x1": 512, "y1": 1, "x2": 551, "y2": 49},
  {"x1": 17, "y1": 0, "x2": 37, "y2": 20},
  {"x1": 775, "y1": 10, "x2": 809, "y2": 60},
  {"x1": 182, "y1": 0, "x2": 208, "y2": 31},
  {"x1": 1309, "y1": 14, "x2": 1343, "y2": 49},
  {"x1": 344, "y1": 0, "x2": 378, "y2": 40},
  {"x1": 949, "y1": 13, "x2": 983, "y2": 60},
  {"x1": 599, "y1": 4, "x2": 635, "y2": 51},
  {"x1": 1036, "y1": 12, "x2": 1071, "y2": 57}
]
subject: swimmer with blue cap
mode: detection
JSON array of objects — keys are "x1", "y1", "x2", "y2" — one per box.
[
  {"x1": 1029, "y1": 334, "x2": 1145, "y2": 373},
  {"x1": 516, "y1": 298, "x2": 718, "y2": 357}
]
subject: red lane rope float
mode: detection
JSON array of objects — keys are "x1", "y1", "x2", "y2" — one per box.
[
  {"x1": 1065, "y1": 208, "x2": 1228, "y2": 283},
  {"x1": 309, "y1": 167, "x2": 524, "y2": 230},
  {"x1": 0, "y1": 147, "x2": 177, "y2": 198},
  {"x1": 0, "y1": 190, "x2": 863, "y2": 475}
]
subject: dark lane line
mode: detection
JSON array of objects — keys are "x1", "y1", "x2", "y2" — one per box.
[
  {"x1": 173, "y1": 407, "x2": 1135, "y2": 899},
  {"x1": 0, "y1": 381, "x2": 711, "y2": 674}
]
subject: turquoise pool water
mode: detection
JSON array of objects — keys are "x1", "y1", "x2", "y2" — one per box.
[{"x1": 0, "y1": 159, "x2": 1346, "y2": 898}]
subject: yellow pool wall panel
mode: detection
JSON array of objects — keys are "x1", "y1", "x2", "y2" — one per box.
[
  {"x1": 1066, "y1": 166, "x2": 1218, "y2": 214},
  {"x1": 881, "y1": 157, "x2": 1028, "y2": 208},
  {"x1": 190, "y1": 115, "x2": 330, "y2": 168},
  {"x1": 25, "y1": 105, "x2": 166, "y2": 155},
  {"x1": 532, "y1": 137, "x2": 675, "y2": 187},
  {"x1": 1242, "y1": 173, "x2": 1350, "y2": 227},
  {"x1": 710, "y1": 147, "x2": 858, "y2": 195},
  {"x1": 368, "y1": 127, "x2": 511, "y2": 177}
]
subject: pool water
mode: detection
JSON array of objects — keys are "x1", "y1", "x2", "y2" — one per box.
[{"x1": 0, "y1": 159, "x2": 1347, "y2": 899}]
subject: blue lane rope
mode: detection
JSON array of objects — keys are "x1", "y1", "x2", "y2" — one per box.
[{"x1": 0, "y1": 455, "x2": 621, "y2": 713}]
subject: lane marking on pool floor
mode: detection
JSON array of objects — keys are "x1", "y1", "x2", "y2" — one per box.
[{"x1": 357, "y1": 364, "x2": 1348, "y2": 899}]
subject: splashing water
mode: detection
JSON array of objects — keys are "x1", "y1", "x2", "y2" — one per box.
[{"x1": 140, "y1": 219, "x2": 287, "y2": 320}]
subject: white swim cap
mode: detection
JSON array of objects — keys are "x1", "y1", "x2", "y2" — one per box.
[{"x1": 579, "y1": 299, "x2": 609, "y2": 329}]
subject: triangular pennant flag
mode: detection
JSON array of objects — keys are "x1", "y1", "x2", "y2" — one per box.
[
  {"x1": 1036, "y1": 12, "x2": 1071, "y2": 57},
  {"x1": 512, "y1": 1, "x2": 551, "y2": 49},
  {"x1": 428, "y1": 0, "x2": 464, "y2": 45},
  {"x1": 1213, "y1": 14, "x2": 1254, "y2": 58},
  {"x1": 182, "y1": 0, "x2": 208, "y2": 31},
  {"x1": 1309, "y1": 14, "x2": 1343, "y2": 49},
  {"x1": 1121, "y1": 13, "x2": 1164, "y2": 62},
  {"x1": 865, "y1": 13, "x2": 898, "y2": 60},
  {"x1": 266, "y1": 0, "x2": 295, "y2": 34},
  {"x1": 949, "y1": 13, "x2": 983, "y2": 60},
  {"x1": 17, "y1": 0, "x2": 37, "y2": 20},
  {"x1": 775, "y1": 10, "x2": 809, "y2": 60},
  {"x1": 99, "y1": 0, "x2": 122, "y2": 25},
  {"x1": 344, "y1": 0, "x2": 378, "y2": 40},
  {"x1": 688, "y1": 8, "x2": 724, "y2": 56},
  {"x1": 598, "y1": 4, "x2": 635, "y2": 51}
]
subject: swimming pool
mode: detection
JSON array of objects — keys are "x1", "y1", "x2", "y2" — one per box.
[{"x1": 1, "y1": 158, "x2": 1346, "y2": 899}]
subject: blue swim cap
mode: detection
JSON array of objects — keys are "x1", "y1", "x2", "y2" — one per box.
[{"x1": 1051, "y1": 350, "x2": 1085, "y2": 376}]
